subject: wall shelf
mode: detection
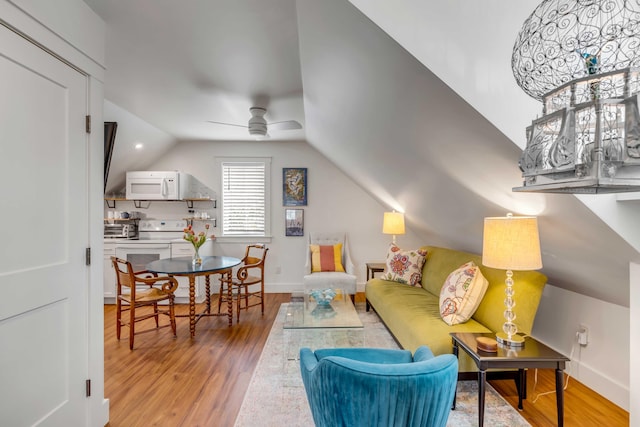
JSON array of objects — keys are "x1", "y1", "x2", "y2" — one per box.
[
  {"x1": 104, "y1": 197, "x2": 217, "y2": 209},
  {"x1": 104, "y1": 197, "x2": 126, "y2": 208},
  {"x1": 184, "y1": 217, "x2": 217, "y2": 228},
  {"x1": 184, "y1": 198, "x2": 217, "y2": 209}
]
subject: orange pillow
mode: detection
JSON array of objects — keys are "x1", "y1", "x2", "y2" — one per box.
[{"x1": 310, "y1": 244, "x2": 345, "y2": 272}]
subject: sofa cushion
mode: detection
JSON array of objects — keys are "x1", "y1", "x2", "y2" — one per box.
[
  {"x1": 304, "y1": 271, "x2": 356, "y2": 294},
  {"x1": 439, "y1": 261, "x2": 488, "y2": 326},
  {"x1": 365, "y1": 278, "x2": 491, "y2": 372},
  {"x1": 380, "y1": 244, "x2": 427, "y2": 286},
  {"x1": 310, "y1": 244, "x2": 345, "y2": 272}
]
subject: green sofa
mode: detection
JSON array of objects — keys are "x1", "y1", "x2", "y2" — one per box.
[{"x1": 365, "y1": 246, "x2": 547, "y2": 374}]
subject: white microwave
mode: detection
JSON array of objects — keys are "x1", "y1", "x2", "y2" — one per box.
[{"x1": 126, "y1": 171, "x2": 194, "y2": 200}]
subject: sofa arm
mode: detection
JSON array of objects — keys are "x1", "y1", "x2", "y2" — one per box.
[
  {"x1": 300, "y1": 347, "x2": 319, "y2": 372},
  {"x1": 413, "y1": 345, "x2": 435, "y2": 362}
]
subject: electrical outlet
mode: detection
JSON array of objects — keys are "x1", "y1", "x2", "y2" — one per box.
[{"x1": 578, "y1": 324, "x2": 589, "y2": 346}]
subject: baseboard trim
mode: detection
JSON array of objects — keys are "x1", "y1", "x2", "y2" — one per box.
[{"x1": 566, "y1": 357, "x2": 629, "y2": 411}]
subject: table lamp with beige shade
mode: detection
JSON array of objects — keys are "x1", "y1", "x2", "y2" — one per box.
[
  {"x1": 382, "y1": 211, "x2": 405, "y2": 244},
  {"x1": 482, "y1": 213, "x2": 542, "y2": 347}
]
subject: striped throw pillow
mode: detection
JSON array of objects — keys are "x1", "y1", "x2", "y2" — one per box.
[{"x1": 310, "y1": 244, "x2": 345, "y2": 272}]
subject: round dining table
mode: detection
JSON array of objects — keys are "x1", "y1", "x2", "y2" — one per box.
[{"x1": 146, "y1": 256, "x2": 241, "y2": 337}]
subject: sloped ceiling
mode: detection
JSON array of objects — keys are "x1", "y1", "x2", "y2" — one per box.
[
  {"x1": 86, "y1": 0, "x2": 639, "y2": 306},
  {"x1": 84, "y1": 0, "x2": 305, "y2": 142},
  {"x1": 295, "y1": 0, "x2": 639, "y2": 306}
]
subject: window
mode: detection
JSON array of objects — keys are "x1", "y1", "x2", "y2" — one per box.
[{"x1": 217, "y1": 157, "x2": 271, "y2": 237}]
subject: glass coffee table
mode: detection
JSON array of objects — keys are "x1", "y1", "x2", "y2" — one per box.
[{"x1": 284, "y1": 288, "x2": 363, "y2": 329}]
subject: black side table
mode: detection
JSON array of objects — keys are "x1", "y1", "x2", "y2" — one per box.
[
  {"x1": 366, "y1": 262, "x2": 385, "y2": 280},
  {"x1": 365, "y1": 263, "x2": 385, "y2": 312},
  {"x1": 451, "y1": 332, "x2": 569, "y2": 427}
]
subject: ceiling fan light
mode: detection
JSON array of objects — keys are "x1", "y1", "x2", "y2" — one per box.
[
  {"x1": 249, "y1": 122, "x2": 267, "y2": 133},
  {"x1": 248, "y1": 108, "x2": 268, "y2": 137},
  {"x1": 249, "y1": 127, "x2": 268, "y2": 139}
]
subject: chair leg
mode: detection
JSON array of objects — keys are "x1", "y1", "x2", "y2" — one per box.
[
  {"x1": 260, "y1": 283, "x2": 265, "y2": 315},
  {"x1": 154, "y1": 302, "x2": 159, "y2": 328},
  {"x1": 129, "y1": 303, "x2": 136, "y2": 350},
  {"x1": 116, "y1": 299, "x2": 122, "y2": 340},
  {"x1": 169, "y1": 296, "x2": 177, "y2": 337}
]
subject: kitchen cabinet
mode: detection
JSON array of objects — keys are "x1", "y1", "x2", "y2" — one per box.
[{"x1": 104, "y1": 242, "x2": 117, "y2": 303}]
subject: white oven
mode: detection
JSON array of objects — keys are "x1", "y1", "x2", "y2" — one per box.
[
  {"x1": 114, "y1": 219, "x2": 188, "y2": 270},
  {"x1": 114, "y1": 242, "x2": 171, "y2": 272}
]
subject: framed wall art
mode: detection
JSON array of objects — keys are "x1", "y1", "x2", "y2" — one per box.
[
  {"x1": 283, "y1": 167, "x2": 307, "y2": 206},
  {"x1": 285, "y1": 209, "x2": 304, "y2": 236}
]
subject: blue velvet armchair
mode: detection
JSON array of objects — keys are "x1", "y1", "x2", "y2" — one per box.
[{"x1": 299, "y1": 346, "x2": 458, "y2": 427}]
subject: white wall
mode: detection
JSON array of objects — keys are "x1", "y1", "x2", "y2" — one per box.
[
  {"x1": 121, "y1": 139, "x2": 425, "y2": 291},
  {"x1": 534, "y1": 285, "x2": 630, "y2": 410},
  {"x1": 631, "y1": 262, "x2": 640, "y2": 423}
]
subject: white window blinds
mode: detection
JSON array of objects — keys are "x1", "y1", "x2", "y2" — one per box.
[{"x1": 221, "y1": 161, "x2": 267, "y2": 236}]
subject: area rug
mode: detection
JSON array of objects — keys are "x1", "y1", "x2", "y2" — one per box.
[{"x1": 234, "y1": 303, "x2": 530, "y2": 427}]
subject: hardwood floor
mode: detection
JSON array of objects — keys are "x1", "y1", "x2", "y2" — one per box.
[{"x1": 104, "y1": 293, "x2": 629, "y2": 426}]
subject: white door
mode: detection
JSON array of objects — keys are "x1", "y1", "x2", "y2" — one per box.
[{"x1": 0, "y1": 24, "x2": 89, "y2": 426}]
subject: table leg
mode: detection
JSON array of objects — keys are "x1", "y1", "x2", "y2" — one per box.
[
  {"x1": 225, "y1": 270, "x2": 233, "y2": 327},
  {"x1": 556, "y1": 367, "x2": 564, "y2": 427},
  {"x1": 451, "y1": 339, "x2": 458, "y2": 410},
  {"x1": 478, "y1": 370, "x2": 486, "y2": 427},
  {"x1": 204, "y1": 274, "x2": 211, "y2": 314},
  {"x1": 189, "y1": 275, "x2": 196, "y2": 338},
  {"x1": 518, "y1": 368, "x2": 525, "y2": 409}
]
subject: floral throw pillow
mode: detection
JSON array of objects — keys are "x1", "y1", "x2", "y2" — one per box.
[
  {"x1": 381, "y1": 244, "x2": 427, "y2": 286},
  {"x1": 439, "y1": 261, "x2": 489, "y2": 326}
]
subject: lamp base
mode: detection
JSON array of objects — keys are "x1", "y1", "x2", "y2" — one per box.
[{"x1": 496, "y1": 332, "x2": 525, "y2": 347}]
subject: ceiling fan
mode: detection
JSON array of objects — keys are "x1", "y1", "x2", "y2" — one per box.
[{"x1": 207, "y1": 107, "x2": 302, "y2": 139}]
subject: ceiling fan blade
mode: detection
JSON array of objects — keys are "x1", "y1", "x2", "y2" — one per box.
[
  {"x1": 205, "y1": 120, "x2": 248, "y2": 129},
  {"x1": 267, "y1": 120, "x2": 302, "y2": 131}
]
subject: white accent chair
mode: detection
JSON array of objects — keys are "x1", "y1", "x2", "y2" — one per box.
[{"x1": 303, "y1": 232, "x2": 357, "y2": 300}]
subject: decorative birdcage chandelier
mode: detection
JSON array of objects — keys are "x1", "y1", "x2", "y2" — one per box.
[{"x1": 512, "y1": 0, "x2": 640, "y2": 193}]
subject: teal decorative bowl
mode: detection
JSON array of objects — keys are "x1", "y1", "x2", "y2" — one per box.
[{"x1": 309, "y1": 288, "x2": 337, "y2": 305}]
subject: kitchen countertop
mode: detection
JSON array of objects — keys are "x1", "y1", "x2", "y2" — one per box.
[{"x1": 104, "y1": 238, "x2": 188, "y2": 244}]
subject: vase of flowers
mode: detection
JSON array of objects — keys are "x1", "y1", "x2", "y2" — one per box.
[{"x1": 183, "y1": 223, "x2": 214, "y2": 266}]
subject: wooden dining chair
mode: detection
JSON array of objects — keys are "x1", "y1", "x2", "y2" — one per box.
[
  {"x1": 111, "y1": 256, "x2": 179, "y2": 350},
  {"x1": 218, "y1": 244, "x2": 269, "y2": 322}
]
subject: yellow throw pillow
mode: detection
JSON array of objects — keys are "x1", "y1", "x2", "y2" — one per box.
[{"x1": 310, "y1": 244, "x2": 345, "y2": 272}]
